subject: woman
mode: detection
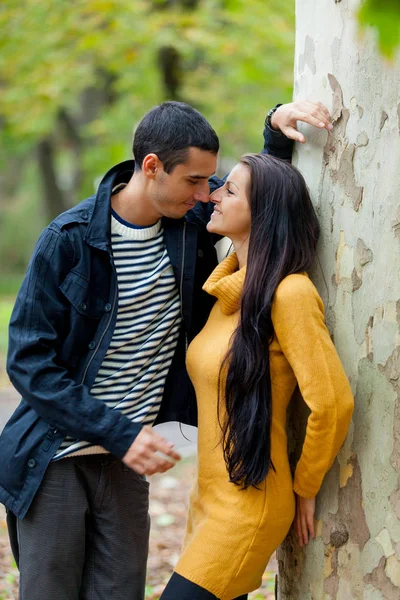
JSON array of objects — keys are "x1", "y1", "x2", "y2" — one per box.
[{"x1": 160, "y1": 153, "x2": 354, "y2": 600}]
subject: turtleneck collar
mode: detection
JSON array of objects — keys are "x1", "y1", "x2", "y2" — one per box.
[{"x1": 203, "y1": 252, "x2": 246, "y2": 315}]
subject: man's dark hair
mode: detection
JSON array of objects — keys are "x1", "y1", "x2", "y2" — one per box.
[{"x1": 133, "y1": 101, "x2": 219, "y2": 173}]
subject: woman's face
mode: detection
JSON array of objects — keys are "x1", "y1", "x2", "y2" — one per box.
[{"x1": 207, "y1": 163, "x2": 251, "y2": 241}]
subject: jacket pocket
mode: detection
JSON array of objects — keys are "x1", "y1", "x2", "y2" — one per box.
[{"x1": 59, "y1": 270, "x2": 105, "y2": 320}]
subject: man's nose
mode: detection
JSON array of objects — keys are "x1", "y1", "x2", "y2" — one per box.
[{"x1": 193, "y1": 189, "x2": 210, "y2": 204}]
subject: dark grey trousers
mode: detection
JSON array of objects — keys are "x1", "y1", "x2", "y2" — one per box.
[{"x1": 7, "y1": 454, "x2": 150, "y2": 600}]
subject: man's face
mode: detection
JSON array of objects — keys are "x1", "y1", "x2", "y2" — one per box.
[{"x1": 150, "y1": 147, "x2": 217, "y2": 219}]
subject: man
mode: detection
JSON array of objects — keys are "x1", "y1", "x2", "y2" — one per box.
[{"x1": 0, "y1": 99, "x2": 331, "y2": 599}]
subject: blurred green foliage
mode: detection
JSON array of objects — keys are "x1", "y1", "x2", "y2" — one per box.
[
  {"x1": 0, "y1": 0, "x2": 295, "y2": 272},
  {"x1": 358, "y1": 0, "x2": 400, "y2": 57},
  {"x1": 2, "y1": 1, "x2": 396, "y2": 275},
  {"x1": 0, "y1": 300, "x2": 13, "y2": 355},
  {"x1": 0, "y1": 0, "x2": 295, "y2": 145}
]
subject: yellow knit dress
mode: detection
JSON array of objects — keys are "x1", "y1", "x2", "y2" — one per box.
[{"x1": 174, "y1": 253, "x2": 354, "y2": 600}]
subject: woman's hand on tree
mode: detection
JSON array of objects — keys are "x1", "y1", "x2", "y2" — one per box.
[
  {"x1": 271, "y1": 100, "x2": 332, "y2": 143},
  {"x1": 294, "y1": 493, "x2": 316, "y2": 546}
]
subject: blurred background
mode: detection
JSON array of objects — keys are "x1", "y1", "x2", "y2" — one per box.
[
  {"x1": 0, "y1": 1, "x2": 295, "y2": 597},
  {"x1": 0, "y1": 1, "x2": 398, "y2": 597},
  {"x1": 0, "y1": 0, "x2": 295, "y2": 383},
  {"x1": 0, "y1": 0, "x2": 295, "y2": 290}
]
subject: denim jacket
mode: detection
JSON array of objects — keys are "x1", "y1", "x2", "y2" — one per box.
[{"x1": 0, "y1": 122, "x2": 292, "y2": 518}]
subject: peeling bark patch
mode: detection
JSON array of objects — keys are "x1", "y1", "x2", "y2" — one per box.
[
  {"x1": 389, "y1": 488, "x2": 400, "y2": 520},
  {"x1": 392, "y1": 207, "x2": 400, "y2": 240},
  {"x1": 358, "y1": 105, "x2": 364, "y2": 118},
  {"x1": 357, "y1": 132, "x2": 369, "y2": 147},
  {"x1": 299, "y1": 35, "x2": 316, "y2": 75},
  {"x1": 385, "y1": 554, "x2": 400, "y2": 587},
  {"x1": 330, "y1": 524, "x2": 349, "y2": 548},
  {"x1": 340, "y1": 462, "x2": 354, "y2": 487},
  {"x1": 366, "y1": 316, "x2": 374, "y2": 362},
  {"x1": 364, "y1": 556, "x2": 400, "y2": 599},
  {"x1": 326, "y1": 457, "x2": 370, "y2": 550},
  {"x1": 380, "y1": 111, "x2": 389, "y2": 131},
  {"x1": 331, "y1": 144, "x2": 364, "y2": 211},
  {"x1": 375, "y1": 528, "x2": 395, "y2": 558},
  {"x1": 380, "y1": 346, "x2": 400, "y2": 524},
  {"x1": 319, "y1": 459, "x2": 370, "y2": 599},
  {"x1": 323, "y1": 81, "x2": 364, "y2": 211},
  {"x1": 328, "y1": 74, "x2": 344, "y2": 122},
  {"x1": 351, "y1": 268, "x2": 362, "y2": 291},
  {"x1": 276, "y1": 530, "x2": 305, "y2": 597},
  {"x1": 356, "y1": 239, "x2": 373, "y2": 266},
  {"x1": 324, "y1": 572, "x2": 339, "y2": 598},
  {"x1": 379, "y1": 347, "x2": 400, "y2": 385}
]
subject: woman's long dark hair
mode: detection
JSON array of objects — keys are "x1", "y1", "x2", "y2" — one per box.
[{"x1": 220, "y1": 153, "x2": 320, "y2": 489}]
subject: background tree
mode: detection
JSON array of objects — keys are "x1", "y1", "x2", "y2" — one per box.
[
  {"x1": 277, "y1": 1, "x2": 400, "y2": 598},
  {"x1": 0, "y1": 0, "x2": 295, "y2": 274}
]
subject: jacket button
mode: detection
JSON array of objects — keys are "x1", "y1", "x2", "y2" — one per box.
[
  {"x1": 80, "y1": 303, "x2": 87, "y2": 311},
  {"x1": 104, "y1": 303, "x2": 112, "y2": 312},
  {"x1": 53, "y1": 429, "x2": 58, "y2": 434},
  {"x1": 27, "y1": 459, "x2": 36, "y2": 468},
  {"x1": 197, "y1": 249, "x2": 204, "y2": 258},
  {"x1": 88, "y1": 341, "x2": 96, "y2": 350},
  {"x1": 82, "y1": 211, "x2": 88, "y2": 220}
]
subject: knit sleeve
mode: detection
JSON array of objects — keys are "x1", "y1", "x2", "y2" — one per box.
[{"x1": 271, "y1": 274, "x2": 354, "y2": 498}]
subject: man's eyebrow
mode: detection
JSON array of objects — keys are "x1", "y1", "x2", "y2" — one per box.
[{"x1": 187, "y1": 174, "x2": 211, "y2": 180}]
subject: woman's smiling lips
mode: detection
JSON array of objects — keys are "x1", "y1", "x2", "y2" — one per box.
[{"x1": 211, "y1": 207, "x2": 222, "y2": 216}]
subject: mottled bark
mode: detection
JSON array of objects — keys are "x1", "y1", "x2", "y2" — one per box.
[{"x1": 277, "y1": 1, "x2": 400, "y2": 598}]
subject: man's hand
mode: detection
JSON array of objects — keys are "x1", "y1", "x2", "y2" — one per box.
[
  {"x1": 294, "y1": 493, "x2": 316, "y2": 547},
  {"x1": 271, "y1": 100, "x2": 332, "y2": 144},
  {"x1": 122, "y1": 425, "x2": 181, "y2": 476}
]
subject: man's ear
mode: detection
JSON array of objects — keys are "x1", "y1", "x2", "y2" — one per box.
[{"x1": 142, "y1": 154, "x2": 163, "y2": 179}]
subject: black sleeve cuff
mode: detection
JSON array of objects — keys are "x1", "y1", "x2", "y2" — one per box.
[{"x1": 262, "y1": 104, "x2": 294, "y2": 162}]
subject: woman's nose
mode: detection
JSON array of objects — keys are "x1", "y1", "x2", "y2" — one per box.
[{"x1": 210, "y1": 187, "x2": 222, "y2": 203}]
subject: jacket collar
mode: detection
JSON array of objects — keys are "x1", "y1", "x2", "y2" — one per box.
[
  {"x1": 85, "y1": 160, "x2": 136, "y2": 251},
  {"x1": 85, "y1": 160, "x2": 189, "y2": 252}
]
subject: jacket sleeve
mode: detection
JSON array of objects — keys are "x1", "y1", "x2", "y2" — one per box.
[
  {"x1": 271, "y1": 275, "x2": 354, "y2": 498},
  {"x1": 7, "y1": 226, "x2": 142, "y2": 458},
  {"x1": 261, "y1": 105, "x2": 294, "y2": 161}
]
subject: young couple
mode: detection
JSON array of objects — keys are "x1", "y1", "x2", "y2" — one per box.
[{"x1": 0, "y1": 100, "x2": 353, "y2": 600}]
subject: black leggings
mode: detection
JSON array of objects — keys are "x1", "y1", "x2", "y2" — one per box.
[{"x1": 160, "y1": 572, "x2": 248, "y2": 600}]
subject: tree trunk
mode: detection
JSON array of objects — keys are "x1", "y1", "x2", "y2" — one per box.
[
  {"x1": 37, "y1": 138, "x2": 67, "y2": 223},
  {"x1": 277, "y1": 1, "x2": 400, "y2": 598}
]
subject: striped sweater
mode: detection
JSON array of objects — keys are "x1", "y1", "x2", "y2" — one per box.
[{"x1": 54, "y1": 210, "x2": 182, "y2": 460}]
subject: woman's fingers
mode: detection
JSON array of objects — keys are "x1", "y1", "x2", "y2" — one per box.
[
  {"x1": 307, "y1": 509, "x2": 316, "y2": 540},
  {"x1": 298, "y1": 110, "x2": 331, "y2": 130},
  {"x1": 294, "y1": 495, "x2": 316, "y2": 546},
  {"x1": 302, "y1": 512, "x2": 309, "y2": 545},
  {"x1": 272, "y1": 100, "x2": 332, "y2": 144},
  {"x1": 281, "y1": 125, "x2": 306, "y2": 144},
  {"x1": 298, "y1": 100, "x2": 332, "y2": 128}
]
